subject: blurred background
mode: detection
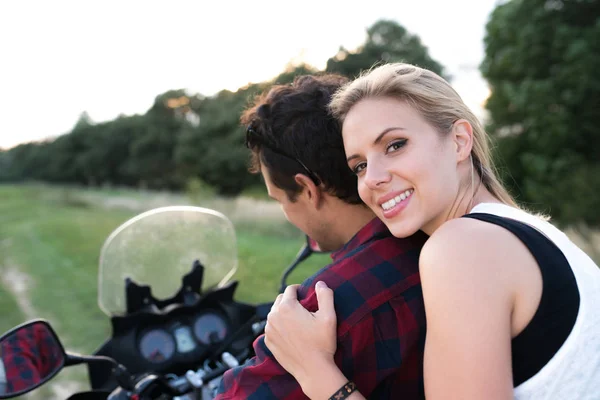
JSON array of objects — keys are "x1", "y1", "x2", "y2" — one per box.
[{"x1": 1, "y1": 0, "x2": 598, "y2": 397}]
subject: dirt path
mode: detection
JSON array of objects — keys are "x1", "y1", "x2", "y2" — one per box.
[{"x1": 1, "y1": 264, "x2": 37, "y2": 318}]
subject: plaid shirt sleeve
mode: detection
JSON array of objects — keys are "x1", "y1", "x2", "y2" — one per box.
[{"x1": 336, "y1": 290, "x2": 425, "y2": 399}]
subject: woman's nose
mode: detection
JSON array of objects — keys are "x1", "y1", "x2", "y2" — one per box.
[{"x1": 364, "y1": 159, "x2": 391, "y2": 190}]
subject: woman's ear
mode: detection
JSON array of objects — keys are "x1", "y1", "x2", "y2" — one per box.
[
  {"x1": 294, "y1": 174, "x2": 322, "y2": 209},
  {"x1": 451, "y1": 119, "x2": 474, "y2": 163}
]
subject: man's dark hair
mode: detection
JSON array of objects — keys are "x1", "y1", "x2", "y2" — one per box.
[{"x1": 241, "y1": 74, "x2": 361, "y2": 204}]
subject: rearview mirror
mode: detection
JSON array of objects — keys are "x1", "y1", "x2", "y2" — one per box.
[{"x1": 0, "y1": 320, "x2": 66, "y2": 399}]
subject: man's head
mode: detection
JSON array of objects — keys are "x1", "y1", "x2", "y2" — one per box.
[{"x1": 242, "y1": 74, "x2": 372, "y2": 250}]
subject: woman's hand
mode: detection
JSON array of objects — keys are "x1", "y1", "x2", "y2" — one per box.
[{"x1": 264, "y1": 281, "x2": 339, "y2": 389}]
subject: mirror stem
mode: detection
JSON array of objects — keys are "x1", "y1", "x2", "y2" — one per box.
[
  {"x1": 279, "y1": 245, "x2": 313, "y2": 293},
  {"x1": 65, "y1": 353, "x2": 135, "y2": 391}
]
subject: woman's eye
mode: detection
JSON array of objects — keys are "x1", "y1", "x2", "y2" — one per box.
[
  {"x1": 352, "y1": 162, "x2": 366, "y2": 175},
  {"x1": 386, "y1": 139, "x2": 407, "y2": 153}
]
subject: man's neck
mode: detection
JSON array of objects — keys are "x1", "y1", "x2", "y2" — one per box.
[{"x1": 326, "y1": 201, "x2": 376, "y2": 249}]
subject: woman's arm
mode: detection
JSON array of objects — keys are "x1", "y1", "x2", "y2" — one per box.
[
  {"x1": 267, "y1": 218, "x2": 524, "y2": 399},
  {"x1": 419, "y1": 218, "x2": 518, "y2": 400},
  {"x1": 264, "y1": 283, "x2": 366, "y2": 400}
]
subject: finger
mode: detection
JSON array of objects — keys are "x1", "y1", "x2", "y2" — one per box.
[
  {"x1": 282, "y1": 284, "x2": 299, "y2": 302},
  {"x1": 315, "y1": 281, "x2": 336, "y2": 318},
  {"x1": 264, "y1": 334, "x2": 279, "y2": 357},
  {"x1": 264, "y1": 318, "x2": 279, "y2": 336},
  {"x1": 264, "y1": 324, "x2": 280, "y2": 350},
  {"x1": 273, "y1": 294, "x2": 284, "y2": 309}
]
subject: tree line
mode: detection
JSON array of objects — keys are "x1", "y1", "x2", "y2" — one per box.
[
  {"x1": 2, "y1": 1, "x2": 599, "y2": 228},
  {"x1": 0, "y1": 20, "x2": 444, "y2": 195}
]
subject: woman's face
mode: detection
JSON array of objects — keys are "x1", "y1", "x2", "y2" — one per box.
[{"x1": 342, "y1": 96, "x2": 466, "y2": 237}]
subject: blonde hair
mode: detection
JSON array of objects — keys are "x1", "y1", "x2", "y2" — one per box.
[{"x1": 329, "y1": 63, "x2": 517, "y2": 207}]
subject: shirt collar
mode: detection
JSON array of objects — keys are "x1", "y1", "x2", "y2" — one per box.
[{"x1": 331, "y1": 217, "x2": 390, "y2": 262}]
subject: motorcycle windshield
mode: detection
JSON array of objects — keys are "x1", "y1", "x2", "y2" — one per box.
[{"x1": 98, "y1": 206, "x2": 237, "y2": 316}]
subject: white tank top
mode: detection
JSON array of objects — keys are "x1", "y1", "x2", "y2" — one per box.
[{"x1": 470, "y1": 203, "x2": 600, "y2": 400}]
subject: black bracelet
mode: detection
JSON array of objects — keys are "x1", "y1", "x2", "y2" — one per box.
[{"x1": 328, "y1": 381, "x2": 357, "y2": 400}]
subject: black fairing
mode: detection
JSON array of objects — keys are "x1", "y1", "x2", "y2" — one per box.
[
  {"x1": 66, "y1": 391, "x2": 111, "y2": 400},
  {"x1": 88, "y1": 261, "x2": 257, "y2": 391},
  {"x1": 125, "y1": 260, "x2": 206, "y2": 313}
]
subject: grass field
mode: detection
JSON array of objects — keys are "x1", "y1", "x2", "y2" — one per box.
[
  {"x1": 0, "y1": 184, "x2": 330, "y2": 398},
  {"x1": 2, "y1": 184, "x2": 598, "y2": 399}
]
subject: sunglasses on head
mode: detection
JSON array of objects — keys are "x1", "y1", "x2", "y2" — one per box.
[{"x1": 245, "y1": 125, "x2": 321, "y2": 185}]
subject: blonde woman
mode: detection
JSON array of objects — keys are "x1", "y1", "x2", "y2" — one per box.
[{"x1": 263, "y1": 63, "x2": 600, "y2": 400}]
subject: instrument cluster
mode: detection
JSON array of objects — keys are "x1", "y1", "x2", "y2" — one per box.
[{"x1": 138, "y1": 311, "x2": 228, "y2": 364}]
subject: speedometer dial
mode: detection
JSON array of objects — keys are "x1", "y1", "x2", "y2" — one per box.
[
  {"x1": 139, "y1": 329, "x2": 175, "y2": 363},
  {"x1": 193, "y1": 313, "x2": 227, "y2": 345}
]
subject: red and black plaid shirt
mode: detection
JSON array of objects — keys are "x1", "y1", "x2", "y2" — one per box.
[{"x1": 216, "y1": 218, "x2": 428, "y2": 399}]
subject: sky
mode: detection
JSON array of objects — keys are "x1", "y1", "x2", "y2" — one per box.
[{"x1": 0, "y1": 0, "x2": 502, "y2": 149}]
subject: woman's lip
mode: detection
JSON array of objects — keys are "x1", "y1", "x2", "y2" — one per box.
[{"x1": 380, "y1": 191, "x2": 413, "y2": 219}]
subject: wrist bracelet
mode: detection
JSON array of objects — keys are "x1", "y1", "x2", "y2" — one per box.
[{"x1": 328, "y1": 381, "x2": 357, "y2": 400}]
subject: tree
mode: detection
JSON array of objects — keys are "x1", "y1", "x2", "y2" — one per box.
[
  {"x1": 326, "y1": 20, "x2": 446, "y2": 79},
  {"x1": 273, "y1": 63, "x2": 320, "y2": 85},
  {"x1": 174, "y1": 85, "x2": 264, "y2": 195},
  {"x1": 123, "y1": 90, "x2": 200, "y2": 189},
  {"x1": 72, "y1": 111, "x2": 94, "y2": 131},
  {"x1": 481, "y1": 0, "x2": 600, "y2": 227},
  {"x1": 0, "y1": 150, "x2": 9, "y2": 181}
]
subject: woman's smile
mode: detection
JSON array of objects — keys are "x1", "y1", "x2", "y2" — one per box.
[{"x1": 378, "y1": 188, "x2": 414, "y2": 218}]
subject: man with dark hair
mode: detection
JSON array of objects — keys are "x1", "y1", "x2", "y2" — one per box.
[{"x1": 216, "y1": 75, "x2": 427, "y2": 399}]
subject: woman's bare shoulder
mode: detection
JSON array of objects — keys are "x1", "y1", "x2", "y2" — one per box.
[
  {"x1": 419, "y1": 216, "x2": 531, "y2": 295},
  {"x1": 421, "y1": 216, "x2": 514, "y2": 260}
]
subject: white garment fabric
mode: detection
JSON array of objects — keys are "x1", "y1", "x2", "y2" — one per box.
[{"x1": 470, "y1": 203, "x2": 600, "y2": 400}]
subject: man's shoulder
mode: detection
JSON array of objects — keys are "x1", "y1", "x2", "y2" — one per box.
[
  {"x1": 299, "y1": 232, "x2": 426, "y2": 324},
  {"x1": 326, "y1": 230, "x2": 426, "y2": 283}
]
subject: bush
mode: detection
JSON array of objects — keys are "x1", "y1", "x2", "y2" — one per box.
[{"x1": 185, "y1": 177, "x2": 216, "y2": 203}]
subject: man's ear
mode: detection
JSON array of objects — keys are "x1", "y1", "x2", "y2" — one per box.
[
  {"x1": 294, "y1": 174, "x2": 323, "y2": 209},
  {"x1": 451, "y1": 119, "x2": 474, "y2": 163}
]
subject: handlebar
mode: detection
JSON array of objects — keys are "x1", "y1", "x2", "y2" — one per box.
[{"x1": 103, "y1": 350, "x2": 249, "y2": 400}]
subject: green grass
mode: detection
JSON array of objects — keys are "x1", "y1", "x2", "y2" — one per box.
[
  {"x1": 0, "y1": 183, "x2": 330, "y2": 397},
  {"x1": 0, "y1": 285, "x2": 24, "y2": 329}
]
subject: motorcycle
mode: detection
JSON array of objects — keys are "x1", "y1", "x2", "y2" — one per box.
[{"x1": 0, "y1": 205, "x2": 324, "y2": 399}]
